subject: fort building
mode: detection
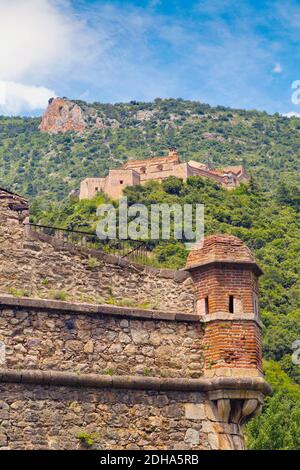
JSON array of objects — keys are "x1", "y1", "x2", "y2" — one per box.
[
  {"x1": 79, "y1": 148, "x2": 248, "y2": 200},
  {"x1": 0, "y1": 188, "x2": 270, "y2": 450}
]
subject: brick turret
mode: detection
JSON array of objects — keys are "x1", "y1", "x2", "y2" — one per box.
[{"x1": 185, "y1": 234, "x2": 263, "y2": 377}]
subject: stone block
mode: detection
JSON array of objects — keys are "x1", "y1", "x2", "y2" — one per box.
[
  {"x1": 83, "y1": 340, "x2": 94, "y2": 354},
  {"x1": 184, "y1": 428, "x2": 200, "y2": 445},
  {"x1": 185, "y1": 403, "x2": 205, "y2": 420},
  {"x1": 207, "y1": 432, "x2": 218, "y2": 450},
  {"x1": 204, "y1": 403, "x2": 218, "y2": 421},
  {"x1": 119, "y1": 332, "x2": 131, "y2": 344},
  {"x1": 131, "y1": 329, "x2": 149, "y2": 345},
  {"x1": 0, "y1": 431, "x2": 8, "y2": 447}
]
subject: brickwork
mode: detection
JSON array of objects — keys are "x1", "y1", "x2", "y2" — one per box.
[
  {"x1": 184, "y1": 234, "x2": 263, "y2": 377},
  {"x1": 203, "y1": 321, "x2": 262, "y2": 371},
  {"x1": 192, "y1": 265, "x2": 259, "y2": 315},
  {"x1": 186, "y1": 234, "x2": 256, "y2": 267}
]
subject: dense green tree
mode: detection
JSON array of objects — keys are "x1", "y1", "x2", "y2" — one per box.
[
  {"x1": 162, "y1": 176, "x2": 184, "y2": 195},
  {"x1": 247, "y1": 393, "x2": 300, "y2": 450}
]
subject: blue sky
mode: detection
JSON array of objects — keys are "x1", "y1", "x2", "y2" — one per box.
[{"x1": 1, "y1": 0, "x2": 300, "y2": 115}]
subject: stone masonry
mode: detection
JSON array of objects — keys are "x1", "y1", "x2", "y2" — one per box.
[
  {"x1": 0, "y1": 300, "x2": 204, "y2": 379},
  {"x1": 0, "y1": 382, "x2": 259, "y2": 450}
]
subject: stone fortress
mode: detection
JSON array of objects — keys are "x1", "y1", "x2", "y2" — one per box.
[
  {"x1": 80, "y1": 148, "x2": 249, "y2": 200},
  {"x1": 0, "y1": 187, "x2": 271, "y2": 450}
]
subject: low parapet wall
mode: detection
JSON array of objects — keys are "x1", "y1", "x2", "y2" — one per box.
[{"x1": 0, "y1": 296, "x2": 203, "y2": 379}]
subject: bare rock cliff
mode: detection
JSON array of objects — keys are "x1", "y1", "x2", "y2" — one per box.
[
  {"x1": 39, "y1": 97, "x2": 120, "y2": 134},
  {"x1": 39, "y1": 97, "x2": 87, "y2": 134}
]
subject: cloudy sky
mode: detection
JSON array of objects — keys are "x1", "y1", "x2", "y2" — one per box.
[{"x1": 1, "y1": 0, "x2": 300, "y2": 116}]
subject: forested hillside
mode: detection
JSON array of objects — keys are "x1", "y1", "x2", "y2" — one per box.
[
  {"x1": 1, "y1": 98, "x2": 300, "y2": 449},
  {"x1": 1, "y1": 98, "x2": 300, "y2": 207}
]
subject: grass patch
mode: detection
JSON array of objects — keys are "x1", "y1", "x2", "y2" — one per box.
[{"x1": 8, "y1": 288, "x2": 30, "y2": 298}]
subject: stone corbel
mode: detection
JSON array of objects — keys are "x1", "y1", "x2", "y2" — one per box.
[
  {"x1": 216, "y1": 399, "x2": 231, "y2": 423},
  {"x1": 208, "y1": 390, "x2": 264, "y2": 425}
]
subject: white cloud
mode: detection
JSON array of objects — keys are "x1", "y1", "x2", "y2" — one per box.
[
  {"x1": 0, "y1": 0, "x2": 74, "y2": 81},
  {"x1": 282, "y1": 111, "x2": 300, "y2": 118},
  {"x1": 273, "y1": 63, "x2": 283, "y2": 73},
  {"x1": 0, "y1": 0, "x2": 293, "y2": 115},
  {"x1": 0, "y1": 0, "x2": 102, "y2": 114},
  {"x1": 0, "y1": 81, "x2": 55, "y2": 115}
]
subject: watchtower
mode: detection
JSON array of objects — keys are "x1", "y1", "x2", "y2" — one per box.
[{"x1": 185, "y1": 234, "x2": 263, "y2": 377}]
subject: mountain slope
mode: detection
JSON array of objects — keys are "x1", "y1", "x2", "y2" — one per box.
[{"x1": 1, "y1": 98, "x2": 300, "y2": 206}]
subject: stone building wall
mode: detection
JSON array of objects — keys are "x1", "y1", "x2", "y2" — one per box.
[
  {"x1": 0, "y1": 300, "x2": 203, "y2": 378},
  {"x1": 0, "y1": 297, "x2": 271, "y2": 451},
  {"x1": 79, "y1": 177, "x2": 106, "y2": 200},
  {"x1": 0, "y1": 297, "x2": 268, "y2": 451},
  {"x1": 104, "y1": 169, "x2": 141, "y2": 200},
  {"x1": 79, "y1": 149, "x2": 248, "y2": 200}
]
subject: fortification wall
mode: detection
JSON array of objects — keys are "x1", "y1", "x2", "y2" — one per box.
[
  {"x1": 79, "y1": 150, "x2": 249, "y2": 201},
  {"x1": 104, "y1": 169, "x2": 141, "y2": 199},
  {"x1": 140, "y1": 162, "x2": 189, "y2": 182},
  {"x1": 79, "y1": 177, "x2": 106, "y2": 200},
  {"x1": 0, "y1": 204, "x2": 195, "y2": 313},
  {"x1": 0, "y1": 197, "x2": 271, "y2": 451}
]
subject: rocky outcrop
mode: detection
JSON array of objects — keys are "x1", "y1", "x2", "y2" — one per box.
[
  {"x1": 39, "y1": 98, "x2": 87, "y2": 134},
  {"x1": 39, "y1": 97, "x2": 121, "y2": 134}
]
